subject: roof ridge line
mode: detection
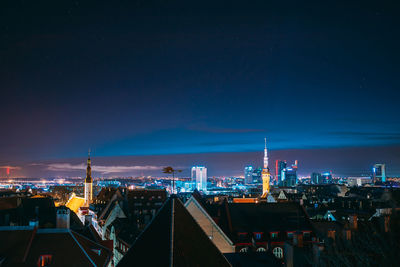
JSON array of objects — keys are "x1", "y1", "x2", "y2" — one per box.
[
  {"x1": 71, "y1": 230, "x2": 111, "y2": 252},
  {"x1": 69, "y1": 230, "x2": 97, "y2": 267},
  {"x1": 186, "y1": 196, "x2": 234, "y2": 246},
  {"x1": 22, "y1": 227, "x2": 37, "y2": 262}
]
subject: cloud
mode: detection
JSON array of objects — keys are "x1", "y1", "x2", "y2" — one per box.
[
  {"x1": 45, "y1": 163, "x2": 161, "y2": 174},
  {"x1": 0, "y1": 166, "x2": 21, "y2": 170},
  {"x1": 327, "y1": 131, "x2": 400, "y2": 142},
  {"x1": 188, "y1": 125, "x2": 265, "y2": 134}
]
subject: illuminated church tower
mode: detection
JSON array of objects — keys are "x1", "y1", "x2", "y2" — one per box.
[
  {"x1": 84, "y1": 151, "x2": 93, "y2": 206},
  {"x1": 261, "y1": 138, "x2": 270, "y2": 198}
]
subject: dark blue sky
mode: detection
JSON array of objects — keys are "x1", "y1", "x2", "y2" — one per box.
[{"x1": 0, "y1": 0, "x2": 399, "y2": 177}]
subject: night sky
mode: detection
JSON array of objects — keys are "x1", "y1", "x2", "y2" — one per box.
[{"x1": 1, "y1": 0, "x2": 399, "y2": 178}]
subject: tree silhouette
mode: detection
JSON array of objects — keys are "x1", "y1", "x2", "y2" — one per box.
[{"x1": 162, "y1": 167, "x2": 182, "y2": 194}]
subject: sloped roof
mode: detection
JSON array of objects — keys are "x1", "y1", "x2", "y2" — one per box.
[
  {"x1": 0, "y1": 197, "x2": 20, "y2": 210},
  {"x1": 117, "y1": 197, "x2": 231, "y2": 267},
  {"x1": 221, "y1": 202, "x2": 313, "y2": 237},
  {"x1": 66, "y1": 196, "x2": 85, "y2": 213},
  {"x1": 224, "y1": 252, "x2": 281, "y2": 267},
  {"x1": 0, "y1": 227, "x2": 111, "y2": 267}
]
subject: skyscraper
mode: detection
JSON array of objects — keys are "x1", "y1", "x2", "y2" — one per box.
[
  {"x1": 322, "y1": 171, "x2": 333, "y2": 184},
  {"x1": 372, "y1": 164, "x2": 386, "y2": 183},
  {"x1": 275, "y1": 160, "x2": 287, "y2": 184},
  {"x1": 311, "y1": 172, "x2": 323, "y2": 184},
  {"x1": 84, "y1": 151, "x2": 93, "y2": 206},
  {"x1": 261, "y1": 138, "x2": 270, "y2": 197},
  {"x1": 244, "y1": 166, "x2": 254, "y2": 184},
  {"x1": 191, "y1": 166, "x2": 208, "y2": 191}
]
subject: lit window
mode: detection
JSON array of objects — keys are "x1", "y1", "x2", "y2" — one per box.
[
  {"x1": 273, "y1": 247, "x2": 283, "y2": 259},
  {"x1": 257, "y1": 247, "x2": 266, "y2": 252},
  {"x1": 37, "y1": 255, "x2": 52, "y2": 267},
  {"x1": 254, "y1": 233, "x2": 262, "y2": 240},
  {"x1": 287, "y1": 232, "x2": 294, "y2": 239},
  {"x1": 239, "y1": 247, "x2": 249, "y2": 253},
  {"x1": 271, "y1": 232, "x2": 278, "y2": 239}
]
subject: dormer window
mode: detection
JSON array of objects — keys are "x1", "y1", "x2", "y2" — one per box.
[
  {"x1": 37, "y1": 255, "x2": 52, "y2": 267},
  {"x1": 287, "y1": 231, "x2": 294, "y2": 239},
  {"x1": 254, "y1": 232, "x2": 263, "y2": 240},
  {"x1": 270, "y1": 232, "x2": 278, "y2": 239}
]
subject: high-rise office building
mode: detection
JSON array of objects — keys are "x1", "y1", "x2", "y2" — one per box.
[
  {"x1": 311, "y1": 172, "x2": 323, "y2": 184},
  {"x1": 252, "y1": 168, "x2": 262, "y2": 183},
  {"x1": 372, "y1": 164, "x2": 386, "y2": 183},
  {"x1": 275, "y1": 160, "x2": 287, "y2": 184},
  {"x1": 322, "y1": 171, "x2": 333, "y2": 184},
  {"x1": 284, "y1": 168, "x2": 297, "y2": 186},
  {"x1": 244, "y1": 166, "x2": 254, "y2": 184},
  {"x1": 278, "y1": 160, "x2": 298, "y2": 186},
  {"x1": 191, "y1": 166, "x2": 208, "y2": 191}
]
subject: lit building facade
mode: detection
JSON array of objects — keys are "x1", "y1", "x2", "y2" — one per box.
[
  {"x1": 275, "y1": 160, "x2": 287, "y2": 184},
  {"x1": 311, "y1": 172, "x2": 323, "y2": 184},
  {"x1": 84, "y1": 152, "x2": 93, "y2": 206},
  {"x1": 372, "y1": 164, "x2": 386, "y2": 183},
  {"x1": 191, "y1": 166, "x2": 208, "y2": 191},
  {"x1": 244, "y1": 166, "x2": 254, "y2": 184}
]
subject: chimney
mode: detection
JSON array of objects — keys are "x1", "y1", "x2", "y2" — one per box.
[
  {"x1": 381, "y1": 215, "x2": 390, "y2": 233},
  {"x1": 342, "y1": 229, "x2": 351, "y2": 241},
  {"x1": 349, "y1": 215, "x2": 358, "y2": 230},
  {"x1": 327, "y1": 230, "x2": 335, "y2": 240},
  {"x1": 293, "y1": 231, "x2": 303, "y2": 248},
  {"x1": 84, "y1": 214, "x2": 93, "y2": 226},
  {"x1": 56, "y1": 207, "x2": 70, "y2": 229}
]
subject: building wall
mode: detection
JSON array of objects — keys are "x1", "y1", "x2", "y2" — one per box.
[{"x1": 185, "y1": 198, "x2": 234, "y2": 253}]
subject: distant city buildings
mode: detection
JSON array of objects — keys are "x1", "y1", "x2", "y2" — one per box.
[
  {"x1": 244, "y1": 166, "x2": 254, "y2": 184},
  {"x1": 280, "y1": 160, "x2": 298, "y2": 186},
  {"x1": 373, "y1": 163, "x2": 386, "y2": 183},
  {"x1": 322, "y1": 171, "x2": 333, "y2": 184},
  {"x1": 191, "y1": 166, "x2": 208, "y2": 191},
  {"x1": 275, "y1": 160, "x2": 287, "y2": 184},
  {"x1": 311, "y1": 172, "x2": 323, "y2": 184}
]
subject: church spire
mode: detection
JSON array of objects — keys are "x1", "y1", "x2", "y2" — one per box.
[
  {"x1": 263, "y1": 137, "x2": 269, "y2": 170},
  {"x1": 85, "y1": 149, "x2": 92, "y2": 183}
]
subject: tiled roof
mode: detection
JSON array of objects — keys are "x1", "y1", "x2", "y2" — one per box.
[
  {"x1": 220, "y1": 202, "x2": 313, "y2": 239},
  {"x1": 0, "y1": 227, "x2": 111, "y2": 267},
  {"x1": 117, "y1": 197, "x2": 231, "y2": 267},
  {"x1": 66, "y1": 196, "x2": 85, "y2": 213}
]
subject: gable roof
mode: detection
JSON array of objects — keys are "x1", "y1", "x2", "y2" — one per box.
[
  {"x1": 0, "y1": 227, "x2": 111, "y2": 267},
  {"x1": 221, "y1": 202, "x2": 313, "y2": 237},
  {"x1": 117, "y1": 197, "x2": 231, "y2": 267}
]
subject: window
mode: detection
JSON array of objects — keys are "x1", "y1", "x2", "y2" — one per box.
[
  {"x1": 303, "y1": 231, "x2": 311, "y2": 238},
  {"x1": 272, "y1": 247, "x2": 283, "y2": 259},
  {"x1": 254, "y1": 232, "x2": 262, "y2": 240},
  {"x1": 239, "y1": 247, "x2": 249, "y2": 253},
  {"x1": 287, "y1": 232, "x2": 294, "y2": 239},
  {"x1": 257, "y1": 247, "x2": 266, "y2": 252},
  {"x1": 37, "y1": 255, "x2": 52, "y2": 267},
  {"x1": 271, "y1": 232, "x2": 278, "y2": 239}
]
